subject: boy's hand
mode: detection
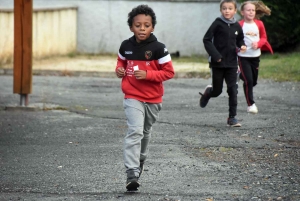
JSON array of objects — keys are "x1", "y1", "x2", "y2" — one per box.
[
  {"x1": 134, "y1": 70, "x2": 147, "y2": 80},
  {"x1": 240, "y1": 45, "x2": 247, "y2": 53},
  {"x1": 116, "y1": 67, "x2": 125, "y2": 78}
]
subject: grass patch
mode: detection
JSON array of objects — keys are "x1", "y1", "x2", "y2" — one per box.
[
  {"x1": 43, "y1": 106, "x2": 68, "y2": 111},
  {"x1": 184, "y1": 71, "x2": 210, "y2": 79},
  {"x1": 76, "y1": 52, "x2": 116, "y2": 60},
  {"x1": 174, "y1": 52, "x2": 300, "y2": 82},
  {"x1": 259, "y1": 52, "x2": 300, "y2": 82},
  {"x1": 172, "y1": 55, "x2": 208, "y2": 63},
  {"x1": 67, "y1": 51, "x2": 77, "y2": 58}
]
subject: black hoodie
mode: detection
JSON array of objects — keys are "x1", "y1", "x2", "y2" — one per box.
[
  {"x1": 120, "y1": 34, "x2": 166, "y2": 61},
  {"x1": 203, "y1": 17, "x2": 245, "y2": 68}
]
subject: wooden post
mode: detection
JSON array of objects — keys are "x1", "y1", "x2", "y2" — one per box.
[{"x1": 14, "y1": 0, "x2": 33, "y2": 106}]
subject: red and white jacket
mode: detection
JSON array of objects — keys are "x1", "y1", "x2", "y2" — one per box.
[
  {"x1": 239, "y1": 19, "x2": 273, "y2": 54},
  {"x1": 116, "y1": 34, "x2": 174, "y2": 103}
]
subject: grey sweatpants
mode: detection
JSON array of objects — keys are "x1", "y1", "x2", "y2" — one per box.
[{"x1": 123, "y1": 98, "x2": 161, "y2": 176}]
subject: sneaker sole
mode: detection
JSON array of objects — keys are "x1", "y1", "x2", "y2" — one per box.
[
  {"x1": 247, "y1": 111, "x2": 258, "y2": 114},
  {"x1": 199, "y1": 85, "x2": 212, "y2": 108},
  {"x1": 126, "y1": 181, "x2": 140, "y2": 191},
  {"x1": 199, "y1": 92, "x2": 209, "y2": 108},
  {"x1": 227, "y1": 123, "x2": 241, "y2": 127}
]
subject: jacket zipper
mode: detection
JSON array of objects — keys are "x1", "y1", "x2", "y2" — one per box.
[{"x1": 226, "y1": 23, "x2": 230, "y2": 66}]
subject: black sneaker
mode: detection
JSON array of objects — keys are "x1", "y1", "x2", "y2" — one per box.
[
  {"x1": 227, "y1": 117, "x2": 241, "y2": 127},
  {"x1": 139, "y1": 161, "x2": 144, "y2": 177},
  {"x1": 126, "y1": 171, "x2": 140, "y2": 191},
  {"x1": 199, "y1": 85, "x2": 212, "y2": 108}
]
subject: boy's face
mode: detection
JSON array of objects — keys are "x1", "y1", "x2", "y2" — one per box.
[
  {"x1": 220, "y1": 2, "x2": 237, "y2": 20},
  {"x1": 130, "y1": 14, "x2": 154, "y2": 43}
]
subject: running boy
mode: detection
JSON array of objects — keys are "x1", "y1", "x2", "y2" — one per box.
[
  {"x1": 238, "y1": 1, "x2": 273, "y2": 114},
  {"x1": 115, "y1": 5, "x2": 174, "y2": 191},
  {"x1": 200, "y1": 0, "x2": 246, "y2": 127}
]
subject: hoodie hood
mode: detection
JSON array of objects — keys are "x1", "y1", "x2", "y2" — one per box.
[
  {"x1": 129, "y1": 33, "x2": 157, "y2": 46},
  {"x1": 219, "y1": 15, "x2": 237, "y2": 24}
]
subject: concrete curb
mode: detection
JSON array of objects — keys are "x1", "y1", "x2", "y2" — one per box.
[
  {"x1": 0, "y1": 68, "x2": 210, "y2": 78},
  {"x1": 2, "y1": 103, "x2": 66, "y2": 111},
  {"x1": 4, "y1": 105, "x2": 41, "y2": 111}
]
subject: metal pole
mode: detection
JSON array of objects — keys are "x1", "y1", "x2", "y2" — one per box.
[{"x1": 20, "y1": 94, "x2": 29, "y2": 106}]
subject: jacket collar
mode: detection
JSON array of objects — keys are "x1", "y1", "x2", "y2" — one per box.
[
  {"x1": 129, "y1": 33, "x2": 157, "y2": 46},
  {"x1": 219, "y1": 15, "x2": 237, "y2": 24}
]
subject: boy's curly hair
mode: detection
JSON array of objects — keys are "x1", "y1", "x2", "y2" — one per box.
[
  {"x1": 127, "y1": 5, "x2": 157, "y2": 27},
  {"x1": 240, "y1": 1, "x2": 271, "y2": 19}
]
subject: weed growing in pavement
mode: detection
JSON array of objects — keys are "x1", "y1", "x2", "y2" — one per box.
[{"x1": 61, "y1": 69, "x2": 73, "y2": 77}]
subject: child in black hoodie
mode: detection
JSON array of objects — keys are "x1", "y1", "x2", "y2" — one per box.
[{"x1": 200, "y1": 0, "x2": 246, "y2": 127}]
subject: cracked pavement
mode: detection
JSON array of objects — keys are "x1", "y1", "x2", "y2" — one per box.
[{"x1": 0, "y1": 76, "x2": 299, "y2": 201}]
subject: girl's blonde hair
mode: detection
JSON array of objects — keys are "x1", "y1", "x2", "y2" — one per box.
[{"x1": 240, "y1": 1, "x2": 271, "y2": 19}]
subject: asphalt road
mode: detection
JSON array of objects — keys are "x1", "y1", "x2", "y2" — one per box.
[{"x1": 0, "y1": 75, "x2": 299, "y2": 201}]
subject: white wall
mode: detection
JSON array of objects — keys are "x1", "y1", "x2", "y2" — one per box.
[
  {"x1": 74, "y1": 1, "x2": 222, "y2": 56},
  {"x1": 0, "y1": 0, "x2": 240, "y2": 56},
  {"x1": 0, "y1": 7, "x2": 77, "y2": 63},
  {"x1": 0, "y1": 11, "x2": 14, "y2": 63}
]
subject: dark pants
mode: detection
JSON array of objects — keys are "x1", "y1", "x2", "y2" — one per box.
[
  {"x1": 238, "y1": 56, "x2": 260, "y2": 106},
  {"x1": 211, "y1": 67, "x2": 238, "y2": 117}
]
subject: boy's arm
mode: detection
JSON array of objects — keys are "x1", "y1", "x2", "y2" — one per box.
[
  {"x1": 203, "y1": 22, "x2": 222, "y2": 62},
  {"x1": 143, "y1": 45, "x2": 174, "y2": 82},
  {"x1": 115, "y1": 51, "x2": 127, "y2": 78},
  {"x1": 140, "y1": 44, "x2": 175, "y2": 82},
  {"x1": 146, "y1": 55, "x2": 175, "y2": 82},
  {"x1": 116, "y1": 52, "x2": 127, "y2": 69}
]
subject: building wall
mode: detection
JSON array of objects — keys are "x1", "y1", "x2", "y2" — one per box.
[
  {"x1": 0, "y1": 6, "x2": 77, "y2": 63},
  {"x1": 32, "y1": 7, "x2": 77, "y2": 59},
  {"x1": 0, "y1": 0, "x2": 239, "y2": 57},
  {"x1": 0, "y1": 10, "x2": 14, "y2": 63}
]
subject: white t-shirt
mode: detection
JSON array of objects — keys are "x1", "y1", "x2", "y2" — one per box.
[{"x1": 238, "y1": 22, "x2": 261, "y2": 57}]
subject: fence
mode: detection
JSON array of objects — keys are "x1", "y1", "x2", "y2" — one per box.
[{"x1": 0, "y1": 6, "x2": 77, "y2": 64}]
